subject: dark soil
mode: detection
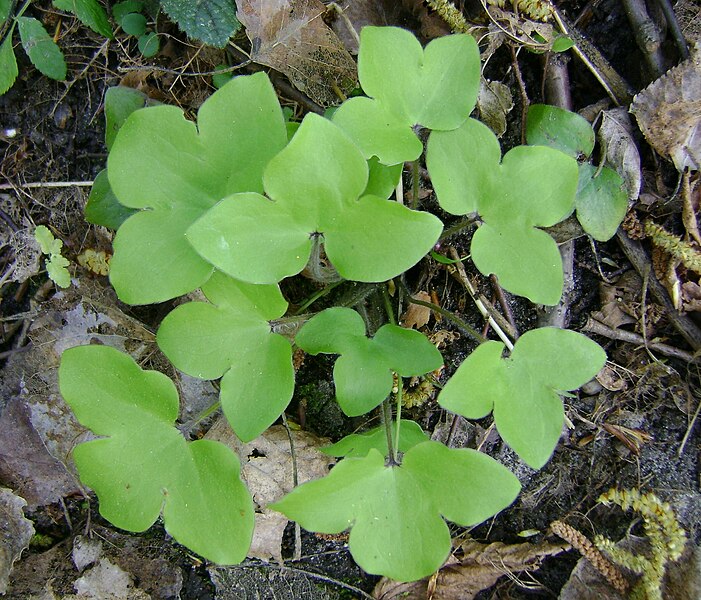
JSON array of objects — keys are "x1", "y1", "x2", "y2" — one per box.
[{"x1": 1, "y1": 1, "x2": 699, "y2": 599}]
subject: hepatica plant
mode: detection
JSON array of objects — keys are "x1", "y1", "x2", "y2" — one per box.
[{"x1": 59, "y1": 26, "x2": 610, "y2": 582}]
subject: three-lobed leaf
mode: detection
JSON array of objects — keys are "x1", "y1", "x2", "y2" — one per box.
[
  {"x1": 187, "y1": 113, "x2": 443, "y2": 284},
  {"x1": 107, "y1": 72, "x2": 287, "y2": 304},
  {"x1": 295, "y1": 307, "x2": 443, "y2": 416},
  {"x1": 321, "y1": 420, "x2": 429, "y2": 459},
  {"x1": 333, "y1": 26, "x2": 480, "y2": 164},
  {"x1": 439, "y1": 327, "x2": 606, "y2": 469},
  {"x1": 427, "y1": 118, "x2": 579, "y2": 305},
  {"x1": 271, "y1": 442, "x2": 520, "y2": 581},
  {"x1": 59, "y1": 345, "x2": 255, "y2": 564},
  {"x1": 156, "y1": 272, "x2": 294, "y2": 442}
]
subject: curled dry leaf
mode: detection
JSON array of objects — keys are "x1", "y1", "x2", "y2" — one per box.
[
  {"x1": 401, "y1": 291, "x2": 432, "y2": 329},
  {"x1": 477, "y1": 78, "x2": 514, "y2": 138},
  {"x1": 598, "y1": 108, "x2": 642, "y2": 200},
  {"x1": 631, "y1": 45, "x2": 701, "y2": 171},
  {"x1": 373, "y1": 539, "x2": 568, "y2": 599},
  {"x1": 0, "y1": 488, "x2": 34, "y2": 594},
  {"x1": 235, "y1": 0, "x2": 358, "y2": 106}
]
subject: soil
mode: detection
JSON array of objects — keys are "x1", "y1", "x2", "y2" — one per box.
[{"x1": 1, "y1": 1, "x2": 700, "y2": 599}]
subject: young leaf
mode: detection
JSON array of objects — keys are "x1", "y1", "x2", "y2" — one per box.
[
  {"x1": 0, "y1": 35, "x2": 18, "y2": 96},
  {"x1": 321, "y1": 420, "x2": 429, "y2": 459},
  {"x1": 59, "y1": 345, "x2": 255, "y2": 564},
  {"x1": 53, "y1": 0, "x2": 113, "y2": 39},
  {"x1": 295, "y1": 307, "x2": 443, "y2": 416},
  {"x1": 137, "y1": 31, "x2": 158, "y2": 57},
  {"x1": 17, "y1": 17, "x2": 67, "y2": 80},
  {"x1": 332, "y1": 27, "x2": 480, "y2": 164},
  {"x1": 427, "y1": 118, "x2": 579, "y2": 305},
  {"x1": 271, "y1": 442, "x2": 520, "y2": 581},
  {"x1": 46, "y1": 253, "x2": 71, "y2": 288},
  {"x1": 156, "y1": 272, "x2": 295, "y2": 442},
  {"x1": 187, "y1": 113, "x2": 443, "y2": 284},
  {"x1": 84, "y1": 169, "x2": 138, "y2": 229},
  {"x1": 526, "y1": 104, "x2": 595, "y2": 159},
  {"x1": 107, "y1": 72, "x2": 287, "y2": 304},
  {"x1": 439, "y1": 327, "x2": 606, "y2": 469},
  {"x1": 575, "y1": 163, "x2": 628, "y2": 241},
  {"x1": 159, "y1": 0, "x2": 240, "y2": 48}
]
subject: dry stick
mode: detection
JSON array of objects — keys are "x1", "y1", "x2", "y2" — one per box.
[
  {"x1": 447, "y1": 247, "x2": 515, "y2": 349},
  {"x1": 621, "y1": 0, "x2": 666, "y2": 78},
  {"x1": 617, "y1": 230, "x2": 701, "y2": 351},
  {"x1": 582, "y1": 318, "x2": 698, "y2": 363},
  {"x1": 489, "y1": 274, "x2": 518, "y2": 337},
  {"x1": 281, "y1": 413, "x2": 302, "y2": 561},
  {"x1": 537, "y1": 54, "x2": 575, "y2": 330},
  {"x1": 0, "y1": 181, "x2": 93, "y2": 190},
  {"x1": 654, "y1": 0, "x2": 690, "y2": 59}
]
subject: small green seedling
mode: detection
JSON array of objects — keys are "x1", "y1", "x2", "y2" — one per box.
[
  {"x1": 35, "y1": 225, "x2": 70, "y2": 288},
  {"x1": 59, "y1": 26, "x2": 609, "y2": 581},
  {"x1": 113, "y1": 2, "x2": 159, "y2": 57}
]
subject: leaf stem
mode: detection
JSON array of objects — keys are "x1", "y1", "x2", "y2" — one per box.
[
  {"x1": 381, "y1": 398, "x2": 398, "y2": 466},
  {"x1": 411, "y1": 160, "x2": 420, "y2": 210},
  {"x1": 439, "y1": 215, "x2": 478, "y2": 242},
  {"x1": 382, "y1": 284, "x2": 396, "y2": 325},
  {"x1": 394, "y1": 374, "x2": 402, "y2": 457},
  {"x1": 292, "y1": 279, "x2": 344, "y2": 314}
]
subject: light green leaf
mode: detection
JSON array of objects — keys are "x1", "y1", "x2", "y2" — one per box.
[
  {"x1": 428, "y1": 118, "x2": 579, "y2": 305},
  {"x1": 46, "y1": 253, "x2": 71, "y2": 287},
  {"x1": 157, "y1": 272, "x2": 294, "y2": 442},
  {"x1": 364, "y1": 158, "x2": 402, "y2": 199},
  {"x1": 439, "y1": 327, "x2": 606, "y2": 469},
  {"x1": 159, "y1": 0, "x2": 240, "y2": 48},
  {"x1": 333, "y1": 27, "x2": 480, "y2": 164},
  {"x1": 0, "y1": 35, "x2": 18, "y2": 96},
  {"x1": 104, "y1": 85, "x2": 155, "y2": 151},
  {"x1": 17, "y1": 16, "x2": 67, "y2": 80},
  {"x1": 188, "y1": 113, "x2": 442, "y2": 284},
  {"x1": 551, "y1": 36, "x2": 575, "y2": 53},
  {"x1": 53, "y1": 0, "x2": 113, "y2": 38},
  {"x1": 59, "y1": 345, "x2": 255, "y2": 563},
  {"x1": 271, "y1": 442, "x2": 520, "y2": 581},
  {"x1": 526, "y1": 104, "x2": 594, "y2": 159},
  {"x1": 107, "y1": 72, "x2": 287, "y2": 304},
  {"x1": 296, "y1": 307, "x2": 443, "y2": 416},
  {"x1": 575, "y1": 163, "x2": 628, "y2": 241},
  {"x1": 321, "y1": 420, "x2": 429, "y2": 458},
  {"x1": 34, "y1": 225, "x2": 62, "y2": 255}
]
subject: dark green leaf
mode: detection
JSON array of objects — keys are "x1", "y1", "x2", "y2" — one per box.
[
  {"x1": 212, "y1": 64, "x2": 233, "y2": 89},
  {"x1": 137, "y1": 31, "x2": 158, "y2": 57},
  {"x1": 526, "y1": 104, "x2": 595, "y2": 159},
  {"x1": 120, "y1": 12, "x2": 146, "y2": 36},
  {"x1": 0, "y1": 35, "x2": 18, "y2": 96},
  {"x1": 104, "y1": 85, "x2": 155, "y2": 150},
  {"x1": 0, "y1": 0, "x2": 12, "y2": 22},
  {"x1": 575, "y1": 163, "x2": 628, "y2": 241},
  {"x1": 112, "y1": 0, "x2": 143, "y2": 23},
  {"x1": 53, "y1": 0, "x2": 113, "y2": 39},
  {"x1": 17, "y1": 16, "x2": 67, "y2": 80},
  {"x1": 85, "y1": 169, "x2": 138, "y2": 229},
  {"x1": 159, "y1": 0, "x2": 240, "y2": 48}
]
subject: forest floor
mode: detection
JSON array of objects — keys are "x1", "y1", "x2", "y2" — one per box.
[{"x1": 0, "y1": 1, "x2": 700, "y2": 599}]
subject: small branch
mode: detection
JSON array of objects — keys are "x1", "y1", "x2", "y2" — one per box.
[
  {"x1": 654, "y1": 0, "x2": 690, "y2": 59},
  {"x1": 583, "y1": 317, "x2": 699, "y2": 363},
  {"x1": 621, "y1": 0, "x2": 666, "y2": 78},
  {"x1": 0, "y1": 180, "x2": 94, "y2": 190}
]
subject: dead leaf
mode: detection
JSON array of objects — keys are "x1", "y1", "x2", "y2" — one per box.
[
  {"x1": 206, "y1": 420, "x2": 334, "y2": 563},
  {"x1": 596, "y1": 364, "x2": 628, "y2": 392},
  {"x1": 326, "y1": 0, "x2": 404, "y2": 55},
  {"x1": 0, "y1": 488, "x2": 35, "y2": 594},
  {"x1": 373, "y1": 539, "x2": 568, "y2": 599},
  {"x1": 235, "y1": 0, "x2": 358, "y2": 106},
  {"x1": 477, "y1": 78, "x2": 514, "y2": 138},
  {"x1": 401, "y1": 291, "x2": 432, "y2": 329},
  {"x1": 631, "y1": 44, "x2": 701, "y2": 171},
  {"x1": 598, "y1": 108, "x2": 642, "y2": 200},
  {"x1": 682, "y1": 281, "x2": 701, "y2": 312}
]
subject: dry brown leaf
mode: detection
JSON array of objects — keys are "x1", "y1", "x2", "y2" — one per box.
[
  {"x1": 631, "y1": 45, "x2": 701, "y2": 171},
  {"x1": 0, "y1": 488, "x2": 34, "y2": 594},
  {"x1": 401, "y1": 291, "x2": 432, "y2": 329},
  {"x1": 236, "y1": 0, "x2": 357, "y2": 106},
  {"x1": 477, "y1": 78, "x2": 514, "y2": 138},
  {"x1": 598, "y1": 108, "x2": 642, "y2": 200},
  {"x1": 206, "y1": 420, "x2": 334, "y2": 563},
  {"x1": 373, "y1": 539, "x2": 567, "y2": 599},
  {"x1": 682, "y1": 281, "x2": 701, "y2": 312},
  {"x1": 596, "y1": 364, "x2": 628, "y2": 392}
]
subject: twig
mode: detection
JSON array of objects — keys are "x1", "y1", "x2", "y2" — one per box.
[
  {"x1": 617, "y1": 230, "x2": 701, "y2": 351},
  {"x1": 621, "y1": 0, "x2": 666, "y2": 78},
  {"x1": 508, "y1": 44, "x2": 529, "y2": 145},
  {"x1": 0, "y1": 180, "x2": 93, "y2": 190},
  {"x1": 583, "y1": 317, "x2": 699, "y2": 363},
  {"x1": 654, "y1": 0, "x2": 690, "y2": 59},
  {"x1": 678, "y1": 387, "x2": 700, "y2": 456},
  {"x1": 489, "y1": 274, "x2": 518, "y2": 337},
  {"x1": 281, "y1": 413, "x2": 302, "y2": 561}
]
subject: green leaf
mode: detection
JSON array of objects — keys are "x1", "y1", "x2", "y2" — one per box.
[
  {"x1": 112, "y1": 1, "x2": 143, "y2": 24},
  {"x1": 428, "y1": 118, "x2": 579, "y2": 305},
  {"x1": 120, "y1": 12, "x2": 146, "y2": 36},
  {"x1": 46, "y1": 253, "x2": 71, "y2": 287},
  {"x1": 212, "y1": 64, "x2": 233, "y2": 89},
  {"x1": 551, "y1": 36, "x2": 575, "y2": 53},
  {"x1": 159, "y1": 0, "x2": 240, "y2": 48},
  {"x1": 107, "y1": 72, "x2": 287, "y2": 304},
  {"x1": 53, "y1": 0, "x2": 113, "y2": 39},
  {"x1": 104, "y1": 85, "x2": 155, "y2": 151},
  {"x1": 137, "y1": 31, "x2": 158, "y2": 57},
  {"x1": 439, "y1": 327, "x2": 606, "y2": 469},
  {"x1": 85, "y1": 169, "x2": 138, "y2": 229},
  {"x1": 271, "y1": 442, "x2": 520, "y2": 581},
  {"x1": 0, "y1": 0, "x2": 12, "y2": 22},
  {"x1": 321, "y1": 420, "x2": 429, "y2": 458},
  {"x1": 34, "y1": 225, "x2": 62, "y2": 255},
  {"x1": 364, "y1": 157, "x2": 402, "y2": 199},
  {"x1": 188, "y1": 113, "x2": 442, "y2": 284},
  {"x1": 157, "y1": 272, "x2": 294, "y2": 442},
  {"x1": 575, "y1": 163, "x2": 628, "y2": 241},
  {"x1": 296, "y1": 307, "x2": 443, "y2": 416},
  {"x1": 0, "y1": 34, "x2": 18, "y2": 96},
  {"x1": 17, "y1": 17, "x2": 67, "y2": 80},
  {"x1": 526, "y1": 104, "x2": 595, "y2": 159},
  {"x1": 59, "y1": 345, "x2": 255, "y2": 564},
  {"x1": 332, "y1": 27, "x2": 480, "y2": 164}
]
